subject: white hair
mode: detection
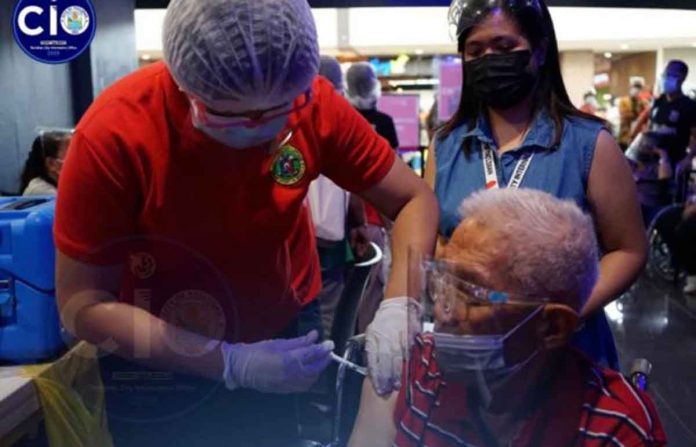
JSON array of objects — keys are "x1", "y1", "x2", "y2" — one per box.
[{"x1": 458, "y1": 188, "x2": 599, "y2": 308}]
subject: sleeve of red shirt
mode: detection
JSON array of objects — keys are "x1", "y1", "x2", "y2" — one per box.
[
  {"x1": 314, "y1": 79, "x2": 397, "y2": 194},
  {"x1": 54, "y1": 128, "x2": 140, "y2": 264}
]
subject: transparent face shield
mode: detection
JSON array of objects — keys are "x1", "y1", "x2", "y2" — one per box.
[
  {"x1": 36, "y1": 127, "x2": 74, "y2": 168},
  {"x1": 448, "y1": 0, "x2": 545, "y2": 51},
  {"x1": 407, "y1": 250, "x2": 549, "y2": 405}
]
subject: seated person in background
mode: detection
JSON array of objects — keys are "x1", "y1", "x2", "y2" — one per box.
[
  {"x1": 675, "y1": 150, "x2": 696, "y2": 294},
  {"x1": 21, "y1": 129, "x2": 72, "y2": 196},
  {"x1": 625, "y1": 132, "x2": 673, "y2": 226},
  {"x1": 349, "y1": 188, "x2": 666, "y2": 447},
  {"x1": 675, "y1": 130, "x2": 696, "y2": 202},
  {"x1": 676, "y1": 197, "x2": 696, "y2": 295}
]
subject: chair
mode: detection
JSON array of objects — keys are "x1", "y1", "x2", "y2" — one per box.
[
  {"x1": 325, "y1": 336, "x2": 654, "y2": 447},
  {"x1": 296, "y1": 243, "x2": 382, "y2": 447},
  {"x1": 647, "y1": 204, "x2": 685, "y2": 283},
  {"x1": 330, "y1": 242, "x2": 383, "y2": 356},
  {"x1": 646, "y1": 168, "x2": 696, "y2": 284}
]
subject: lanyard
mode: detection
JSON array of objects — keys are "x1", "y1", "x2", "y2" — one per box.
[{"x1": 482, "y1": 144, "x2": 534, "y2": 190}]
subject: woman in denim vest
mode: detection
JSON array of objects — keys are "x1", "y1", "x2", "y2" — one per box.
[{"x1": 426, "y1": 0, "x2": 647, "y2": 369}]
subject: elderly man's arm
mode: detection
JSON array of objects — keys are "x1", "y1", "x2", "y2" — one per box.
[
  {"x1": 584, "y1": 131, "x2": 648, "y2": 317},
  {"x1": 348, "y1": 379, "x2": 399, "y2": 447}
]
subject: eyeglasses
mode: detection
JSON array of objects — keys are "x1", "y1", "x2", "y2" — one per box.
[
  {"x1": 425, "y1": 260, "x2": 548, "y2": 308},
  {"x1": 188, "y1": 90, "x2": 313, "y2": 130}
]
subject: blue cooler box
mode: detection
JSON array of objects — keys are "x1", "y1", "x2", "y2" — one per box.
[{"x1": 0, "y1": 197, "x2": 64, "y2": 363}]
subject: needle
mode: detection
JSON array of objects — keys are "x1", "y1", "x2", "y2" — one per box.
[{"x1": 330, "y1": 352, "x2": 368, "y2": 376}]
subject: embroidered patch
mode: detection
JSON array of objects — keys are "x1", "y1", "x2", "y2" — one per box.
[{"x1": 271, "y1": 145, "x2": 306, "y2": 186}]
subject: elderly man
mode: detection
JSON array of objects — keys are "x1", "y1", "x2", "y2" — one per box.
[{"x1": 349, "y1": 189, "x2": 666, "y2": 447}]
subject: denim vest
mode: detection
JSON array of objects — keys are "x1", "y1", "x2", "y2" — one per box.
[
  {"x1": 435, "y1": 109, "x2": 601, "y2": 239},
  {"x1": 434, "y1": 110, "x2": 619, "y2": 369}
]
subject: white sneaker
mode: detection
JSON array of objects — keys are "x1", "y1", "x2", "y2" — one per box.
[{"x1": 684, "y1": 276, "x2": 696, "y2": 294}]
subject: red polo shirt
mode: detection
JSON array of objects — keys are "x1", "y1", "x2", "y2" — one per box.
[
  {"x1": 394, "y1": 334, "x2": 666, "y2": 447},
  {"x1": 55, "y1": 62, "x2": 395, "y2": 343}
]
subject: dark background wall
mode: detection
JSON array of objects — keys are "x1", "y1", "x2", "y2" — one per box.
[{"x1": 0, "y1": 0, "x2": 137, "y2": 194}]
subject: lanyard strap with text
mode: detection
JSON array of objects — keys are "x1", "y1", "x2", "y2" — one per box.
[{"x1": 482, "y1": 144, "x2": 534, "y2": 190}]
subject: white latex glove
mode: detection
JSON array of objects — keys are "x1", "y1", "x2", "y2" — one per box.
[
  {"x1": 365, "y1": 297, "x2": 412, "y2": 395},
  {"x1": 221, "y1": 330, "x2": 334, "y2": 394}
]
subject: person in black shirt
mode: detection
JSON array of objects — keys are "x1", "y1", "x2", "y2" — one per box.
[
  {"x1": 637, "y1": 60, "x2": 696, "y2": 168},
  {"x1": 346, "y1": 62, "x2": 400, "y2": 150}
]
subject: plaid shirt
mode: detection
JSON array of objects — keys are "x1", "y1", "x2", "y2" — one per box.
[{"x1": 393, "y1": 334, "x2": 666, "y2": 447}]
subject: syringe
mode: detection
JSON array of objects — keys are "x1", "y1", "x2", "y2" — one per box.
[{"x1": 330, "y1": 352, "x2": 368, "y2": 376}]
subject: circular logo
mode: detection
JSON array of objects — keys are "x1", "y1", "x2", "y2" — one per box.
[
  {"x1": 271, "y1": 145, "x2": 306, "y2": 186},
  {"x1": 60, "y1": 6, "x2": 90, "y2": 35},
  {"x1": 159, "y1": 289, "x2": 227, "y2": 357},
  {"x1": 129, "y1": 252, "x2": 157, "y2": 280},
  {"x1": 62, "y1": 235, "x2": 239, "y2": 424},
  {"x1": 13, "y1": 0, "x2": 97, "y2": 64}
]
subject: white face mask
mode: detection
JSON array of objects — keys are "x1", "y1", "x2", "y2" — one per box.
[
  {"x1": 433, "y1": 305, "x2": 544, "y2": 407},
  {"x1": 193, "y1": 114, "x2": 289, "y2": 149},
  {"x1": 348, "y1": 83, "x2": 382, "y2": 110},
  {"x1": 433, "y1": 305, "x2": 543, "y2": 376}
]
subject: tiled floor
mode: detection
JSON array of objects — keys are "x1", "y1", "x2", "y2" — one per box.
[{"x1": 608, "y1": 275, "x2": 696, "y2": 447}]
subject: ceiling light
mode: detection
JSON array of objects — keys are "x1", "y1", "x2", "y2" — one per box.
[{"x1": 604, "y1": 52, "x2": 613, "y2": 59}]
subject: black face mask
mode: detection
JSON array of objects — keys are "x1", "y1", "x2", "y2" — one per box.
[{"x1": 465, "y1": 50, "x2": 538, "y2": 110}]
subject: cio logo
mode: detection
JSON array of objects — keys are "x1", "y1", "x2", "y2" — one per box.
[{"x1": 13, "y1": 0, "x2": 97, "y2": 64}]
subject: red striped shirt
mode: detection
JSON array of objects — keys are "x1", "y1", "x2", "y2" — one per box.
[{"x1": 393, "y1": 334, "x2": 666, "y2": 447}]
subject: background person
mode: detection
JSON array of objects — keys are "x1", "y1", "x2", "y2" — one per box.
[
  {"x1": 632, "y1": 60, "x2": 696, "y2": 169},
  {"x1": 424, "y1": 0, "x2": 647, "y2": 370},
  {"x1": 309, "y1": 55, "x2": 370, "y2": 338},
  {"x1": 618, "y1": 79, "x2": 650, "y2": 151},
  {"x1": 21, "y1": 129, "x2": 71, "y2": 196},
  {"x1": 345, "y1": 62, "x2": 402, "y2": 333},
  {"x1": 625, "y1": 132, "x2": 673, "y2": 226}
]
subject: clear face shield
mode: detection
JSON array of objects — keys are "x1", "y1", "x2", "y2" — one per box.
[
  {"x1": 36, "y1": 127, "x2": 74, "y2": 156},
  {"x1": 36, "y1": 127, "x2": 74, "y2": 176},
  {"x1": 408, "y1": 251, "x2": 548, "y2": 407},
  {"x1": 448, "y1": 0, "x2": 545, "y2": 51}
]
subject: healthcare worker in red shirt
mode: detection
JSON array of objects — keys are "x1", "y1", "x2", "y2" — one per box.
[{"x1": 54, "y1": 0, "x2": 436, "y2": 444}]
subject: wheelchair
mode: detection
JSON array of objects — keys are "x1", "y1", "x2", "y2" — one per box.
[
  {"x1": 647, "y1": 203, "x2": 685, "y2": 283},
  {"x1": 646, "y1": 168, "x2": 695, "y2": 283},
  {"x1": 299, "y1": 337, "x2": 654, "y2": 447},
  {"x1": 297, "y1": 239, "x2": 656, "y2": 446},
  {"x1": 296, "y1": 243, "x2": 381, "y2": 447}
]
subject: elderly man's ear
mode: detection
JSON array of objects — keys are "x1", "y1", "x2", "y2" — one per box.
[{"x1": 537, "y1": 304, "x2": 581, "y2": 350}]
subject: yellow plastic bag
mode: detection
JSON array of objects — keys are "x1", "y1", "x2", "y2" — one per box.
[{"x1": 21, "y1": 343, "x2": 113, "y2": 447}]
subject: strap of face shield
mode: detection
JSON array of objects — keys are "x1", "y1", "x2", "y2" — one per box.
[{"x1": 449, "y1": 0, "x2": 544, "y2": 52}]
